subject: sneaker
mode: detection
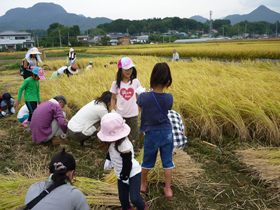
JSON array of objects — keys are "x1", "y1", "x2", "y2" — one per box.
[{"x1": 52, "y1": 136, "x2": 67, "y2": 145}]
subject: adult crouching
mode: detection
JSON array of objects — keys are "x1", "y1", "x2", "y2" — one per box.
[
  {"x1": 30, "y1": 95, "x2": 68, "y2": 145},
  {"x1": 24, "y1": 149, "x2": 89, "y2": 210},
  {"x1": 68, "y1": 91, "x2": 112, "y2": 146}
]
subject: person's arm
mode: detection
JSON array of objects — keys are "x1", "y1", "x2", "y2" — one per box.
[
  {"x1": 120, "y1": 150, "x2": 132, "y2": 180},
  {"x1": 54, "y1": 105, "x2": 68, "y2": 133},
  {"x1": 110, "y1": 93, "x2": 116, "y2": 111},
  {"x1": 23, "y1": 59, "x2": 28, "y2": 69},
  {"x1": 15, "y1": 80, "x2": 28, "y2": 106},
  {"x1": 37, "y1": 81, "x2": 41, "y2": 104}
]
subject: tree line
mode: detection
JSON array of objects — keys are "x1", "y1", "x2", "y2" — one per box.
[{"x1": 97, "y1": 17, "x2": 279, "y2": 37}]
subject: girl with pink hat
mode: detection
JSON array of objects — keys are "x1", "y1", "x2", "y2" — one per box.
[
  {"x1": 98, "y1": 113, "x2": 147, "y2": 210},
  {"x1": 110, "y1": 57, "x2": 142, "y2": 149}
]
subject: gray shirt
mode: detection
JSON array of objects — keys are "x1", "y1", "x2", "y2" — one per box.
[{"x1": 25, "y1": 181, "x2": 89, "y2": 210}]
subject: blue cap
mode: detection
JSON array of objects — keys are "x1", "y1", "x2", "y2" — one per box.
[{"x1": 32, "y1": 67, "x2": 40, "y2": 75}]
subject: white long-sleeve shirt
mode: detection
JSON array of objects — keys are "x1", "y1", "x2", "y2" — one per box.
[
  {"x1": 68, "y1": 100, "x2": 108, "y2": 136},
  {"x1": 172, "y1": 52, "x2": 179, "y2": 61}
]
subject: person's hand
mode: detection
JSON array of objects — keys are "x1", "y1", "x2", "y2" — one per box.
[
  {"x1": 104, "y1": 159, "x2": 113, "y2": 170},
  {"x1": 14, "y1": 100, "x2": 21, "y2": 107},
  {"x1": 97, "y1": 126, "x2": 101, "y2": 132},
  {"x1": 122, "y1": 179, "x2": 129, "y2": 185},
  {"x1": 38, "y1": 101, "x2": 41, "y2": 105},
  {"x1": 1, "y1": 111, "x2": 6, "y2": 116},
  {"x1": 136, "y1": 86, "x2": 146, "y2": 95},
  {"x1": 10, "y1": 107, "x2": 15, "y2": 114}
]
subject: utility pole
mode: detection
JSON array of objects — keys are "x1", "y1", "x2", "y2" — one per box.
[
  {"x1": 223, "y1": 27, "x2": 224, "y2": 37},
  {"x1": 52, "y1": 39, "x2": 54, "y2": 48},
  {"x1": 37, "y1": 34, "x2": 39, "y2": 47},
  {"x1": 169, "y1": 28, "x2": 170, "y2": 43},
  {"x1": 59, "y1": 29, "x2": 62, "y2": 47},
  {"x1": 209, "y1": 11, "x2": 213, "y2": 38},
  {"x1": 68, "y1": 32, "x2": 69, "y2": 46},
  {"x1": 162, "y1": 34, "x2": 164, "y2": 43},
  {"x1": 276, "y1": 22, "x2": 278, "y2": 37},
  {"x1": 245, "y1": 24, "x2": 247, "y2": 35}
]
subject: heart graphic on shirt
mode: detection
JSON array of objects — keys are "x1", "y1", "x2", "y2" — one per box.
[{"x1": 120, "y1": 88, "x2": 134, "y2": 101}]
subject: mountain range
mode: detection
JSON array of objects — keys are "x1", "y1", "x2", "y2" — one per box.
[
  {"x1": 0, "y1": 3, "x2": 112, "y2": 32},
  {"x1": 190, "y1": 5, "x2": 280, "y2": 25},
  {"x1": 0, "y1": 3, "x2": 279, "y2": 32}
]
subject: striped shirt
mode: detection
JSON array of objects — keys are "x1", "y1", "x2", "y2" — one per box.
[{"x1": 30, "y1": 101, "x2": 67, "y2": 142}]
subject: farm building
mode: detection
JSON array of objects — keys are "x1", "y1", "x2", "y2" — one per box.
[
  {"x1": 0, "y1": 30, "x2": 34, "y2": 51},
  {"x1": 118, "y1": 36, "x2": 130, "y2": 45}
]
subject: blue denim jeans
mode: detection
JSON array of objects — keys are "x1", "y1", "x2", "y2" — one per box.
[
  {"x1": 142, "y1": 129, "x2": 174, "y2": 169},
  {"x1": 117, "y1": 172, "x2": 145, "y2": 210}
]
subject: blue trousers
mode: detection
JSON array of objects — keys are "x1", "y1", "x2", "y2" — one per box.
[{"x1": 117, "y1": 172, "x2": 145, "y2": 210}]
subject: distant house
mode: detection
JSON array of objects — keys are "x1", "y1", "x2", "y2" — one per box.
[
  {"x1": 180, "y1": 32, "x2": 188, "y2": 37},
  {"x1": 108, "y1": 34, "x2": 120, "y2": 45},
  {"x1": 77, "y1": 35, "x2": 96, "y2": 45},
  {"x1": 211, "y1": 29, "x2": 218, "y2": 34},
  {"x1": 135, "y1": 35, "x2": 149, "y2": 43},
  {"x1": 0, "y1": 30, "x2": 34, "y2": 51},
  {"x1": 118, "y1": 36, "x2": 130, "y2": 45},
  {"x1": 167, "y1": 30, "x2": 180, "y2": 35}
]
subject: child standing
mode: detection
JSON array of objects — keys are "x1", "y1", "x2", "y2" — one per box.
[
  {"x1": 98, "y1": 113, "x2": 147, "y2": 210},
  {"x1": 136, "y1": 62, "x2": 174, "y2": 198},
  {"x1": 15, "y1": 67, "x2": 45, "y2": 130},
  {"x1": 110, "y1": 57, "x2": 141, "y2": 149}
]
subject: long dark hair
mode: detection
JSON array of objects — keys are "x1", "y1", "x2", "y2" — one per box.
[
  {"x1": 94, "y1": 91, "x2": 112, "y2": 111},
  {"x1": 116, "y1": 67, "x2": 137, "y2": 89},
  {"x1": 49, "y1": 149, "x2": 76, "y2": 188},
  {"x1": 100, "y1": 135, "x2": 132, "y2": 153}
]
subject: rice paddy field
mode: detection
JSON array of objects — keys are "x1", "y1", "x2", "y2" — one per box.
[{"x1": 1, "y1": 41, "x2": 280, "y2": 209}]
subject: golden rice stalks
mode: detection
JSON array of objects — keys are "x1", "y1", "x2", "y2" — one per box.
[
  {"x1": 236, "y1": 148, "x2": 280, "y2": 189},
  {"x1": 28, "y1": 56, "x2": 280, "y2": 144},
  {"x1": 104, "y1": 149, "x2": 203, "y2": 191},
  {"x1": 0, "y1": 170, "x2": 119, "y2": 210}
]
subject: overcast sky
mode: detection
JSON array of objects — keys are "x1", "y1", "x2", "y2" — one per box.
[{"x1": 1, "y1": 0, "x2": 279, "y2": 20}]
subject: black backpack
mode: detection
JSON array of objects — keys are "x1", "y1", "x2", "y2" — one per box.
[{"x1": 19, "y1": 59, "x2": 25, "y2": 76}]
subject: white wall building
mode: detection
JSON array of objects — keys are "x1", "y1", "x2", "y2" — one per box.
[{"x1": 0, "y1": 30, "x2": 34, "y2": 51}]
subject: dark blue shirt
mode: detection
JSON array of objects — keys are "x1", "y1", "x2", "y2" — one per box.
[{"x1": 136, "y1": 92, "x2": 173, "y2": 132}]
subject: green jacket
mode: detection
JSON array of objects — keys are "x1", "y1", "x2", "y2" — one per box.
[{"x1": 17, "y1": 77, "x2": 40, "y2": 102}]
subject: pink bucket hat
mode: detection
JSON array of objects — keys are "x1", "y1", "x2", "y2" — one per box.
[
  {"x1": 97, "y1": 113, "x2": 131, "y2": 142},
  {"x1": 32, "y1": 67, "x2": 45, "y2": 80},
  {"x1": 121, "y1": 57, "x2": 135, "y2": 70}
]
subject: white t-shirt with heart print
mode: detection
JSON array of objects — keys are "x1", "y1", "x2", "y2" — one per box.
[{"x1": 110, "y1": 78, "x2": 141, "y2": 118}]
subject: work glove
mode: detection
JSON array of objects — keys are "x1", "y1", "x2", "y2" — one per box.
[
  {"x1": 1, "y1": 111, "x2": 6, "y2": 116},
  {"x1": 136, "y1": 86, "x2": 146, "y2": 95},
  {"x1": 122, "y1": 179, "x2": 129, "y2": 185},
  {"x1": 10, "y1": 107, "x2": 15, "y2": 114},
  {"x1": 111, "y1": 109, "x2": 117, "y2": 113},
  {"x1": 104, "y1": 159, "x2": 113, "y2": 170}
]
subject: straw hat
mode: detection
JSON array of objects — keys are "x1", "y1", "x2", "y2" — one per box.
[
  {"x1": 68, "y1": 65, "x2": 78, "y2": 74},
  {"x1": 30, "y1": 47, "x2": 42, "y2": 55}
]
